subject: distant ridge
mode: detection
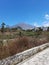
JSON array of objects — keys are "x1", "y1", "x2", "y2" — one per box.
[{"x1": 12, "y1": 23, "x2": 35, "y2": 30}]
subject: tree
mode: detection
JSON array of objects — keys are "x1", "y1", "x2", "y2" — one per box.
[
  {"x1": 1, "y1": 22, "x2": 5, "y2": 33},
  {"x1": 19, "y1": 31, "x2": 22, "y2": 37},
  {"x1": 35, "y1": 27, "x2": 43, "y2": 37},
  {"x1": 47, "y1": 27, "x2": 49, "y2": 31},
  {"x1": 38, "y1": 27, "x2": 43, "y2": 31},
  {"x1": 17, "y1": 26, "x2": 23, "y2": 30}
]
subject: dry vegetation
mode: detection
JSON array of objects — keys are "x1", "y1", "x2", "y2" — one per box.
[{"x1": 0, "y1": 35, "x2": 48, "y2": 60}]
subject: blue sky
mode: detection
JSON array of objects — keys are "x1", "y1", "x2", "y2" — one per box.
[{"x1": 0, "y1": 0, "x2": 49, "y2": 27}]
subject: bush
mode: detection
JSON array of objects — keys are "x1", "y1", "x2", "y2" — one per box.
[{"x1": 16, "y1": 37, "x2": 29, "y2": 51}]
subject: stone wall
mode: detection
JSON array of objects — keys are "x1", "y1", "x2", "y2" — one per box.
[{"x1": 0, "y1": 43, "x2": 49, "y2": 65}]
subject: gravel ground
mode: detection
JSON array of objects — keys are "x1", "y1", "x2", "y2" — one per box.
[{"x1": 17, "y1": 47, "x2": 49, "y2": 65}]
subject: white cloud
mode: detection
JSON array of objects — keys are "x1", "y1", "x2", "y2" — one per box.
[
  {"x1": 42, "y1": 21, "x2": 49, "y2": 27},
  {"x1": 33, "y1": 21, "x2": 49, "y2": 27},
  {"x1": 33, "y1": 14, "x2": 49, "y2": 27},
  {"x1": 45, "y1": 14, "x2": 49, "y2": 20},
  {"x1": 42, "y1": 14, "x2": 49, "y2": 27},
  {"x1": 33, "y1": 22, "x2": 39, "y2": 27}
]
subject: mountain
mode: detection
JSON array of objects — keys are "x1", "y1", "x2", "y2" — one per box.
[{"x1": 12, "y1": 23, "x2": 35, "y2": 30}]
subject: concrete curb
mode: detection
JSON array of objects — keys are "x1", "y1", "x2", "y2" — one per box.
[{"x1": 0, "y1": 43, "x2": 49, "y2": 65}]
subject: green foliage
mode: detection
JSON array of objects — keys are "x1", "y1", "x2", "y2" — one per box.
[
  {"x1": 35, "y1": 27, "x2": 43, "y2": 37},
  {"x1": 47, "y1": 27, "x2": 49, "y2": 31},
  {"x1": 1, "y1": 22, "x2": 5, "y2": 33},
  {"x1": 19, "y1": 31, "x2": 22, "y2": 37},
  {"x1": 11, "y1": 28, "x2": 17, "y2": 32}
]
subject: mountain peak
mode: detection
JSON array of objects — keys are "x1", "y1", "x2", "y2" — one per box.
[{"x1": 12, "y1": 23, "x2": 35, "y2": 30}]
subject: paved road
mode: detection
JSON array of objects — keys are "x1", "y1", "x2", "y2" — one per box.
[{"x1": 17, "y1": 47, "x2": 49, "y2": 65}]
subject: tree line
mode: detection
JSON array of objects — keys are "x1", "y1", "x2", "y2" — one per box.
[{"x1": 0, "y1": 22, "x2": 49, "y2": 34}]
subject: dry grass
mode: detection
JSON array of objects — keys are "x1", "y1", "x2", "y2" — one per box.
[{"x1": 0, "y1": 36, "x2": 48, "y2": 60}]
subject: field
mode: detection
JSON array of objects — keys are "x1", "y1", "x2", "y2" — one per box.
[{"x1": 0, "y1": 29, "x2": 49, "y2": 59}]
